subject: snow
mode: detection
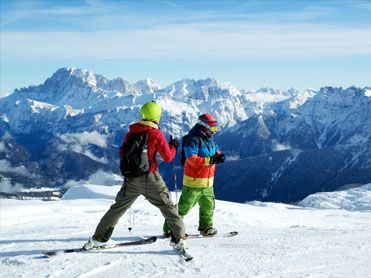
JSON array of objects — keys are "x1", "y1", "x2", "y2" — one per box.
[
  {"x1": 299, "y1": 183, "x2": 371, "y2": 211},
  {"x1": 243, "y1": 92, "x2": 290, "y2": 103},
  {"x1": 27, "y1": 99, "x2": 59, "y2": 113},
  {"x1": 0, "y1": 114, "x2": 9, "y2": 122},
  {"x1": 64, "y1": 105, "x2": 83, "y2": 118},
  {"x1": 1, "y1": 184, "x2": 371, "y2": 277}
]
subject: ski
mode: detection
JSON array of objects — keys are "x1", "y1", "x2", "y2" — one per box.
[
  {"x1": 160, "y1": 231, "x2": 238, "y2": 240},
  {"x1": 185, "y1": 231, "x2": 238, "y2": 239},
  {"x1": 42, "y1": 236, "x2": 157, "y2": 258}
]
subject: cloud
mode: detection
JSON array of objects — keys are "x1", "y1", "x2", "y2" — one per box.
[
  {"x1": 0, "y1": 179, "x2": 24, "y2": 193},
  {"x1": 57, "y1": 131, "x2": 108, "y2": 163},
  {"x1": 58, "y1": 131, "x2": 107, "y2": 148},
  {"x1": 2, "y1": 1, "x2": 371, "y2": 61},
  {"x1": 2, "y1": 131, "x2": 12, "y2": 140},
  {"x1": 63, "y1": 169, "x2": 122, "y2": 189},
  {"x1": 226, "y1": 154, "x2": 240, "y2": 161},
  {"x1": 0, "y1": 142, "x2": 6, "y2": 153},
  {"x1": 87, "y1": 169, "x2": 122, "y2": 186},
  {"x1": 0, "y1": 159, "x2": 33, "y2": 176},
  {"x1": 347, "y1": 1, "x2": 371, "y2": 11},
  {"x1": 0, "y1": 0, "x2": 104, "y2": 27},
  {"x1": 2, "y1": 23, "x2": 371, "y2": 60}
]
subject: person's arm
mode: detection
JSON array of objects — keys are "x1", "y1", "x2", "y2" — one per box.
[{"x1": 156, "y1": 131, "x2": 176, "y2": 162}]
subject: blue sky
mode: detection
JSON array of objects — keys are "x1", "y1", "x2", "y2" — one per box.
[{"x1": 1, "y1": 0, "x2": 371, "y2": 96}]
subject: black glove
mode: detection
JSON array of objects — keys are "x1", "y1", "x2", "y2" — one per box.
[
  {"x1": 210, "y1": 153, "x2": 225, "y2": 164},
  {"x1": 169, "y1": 135, "x2": 179, "y2": 150}
]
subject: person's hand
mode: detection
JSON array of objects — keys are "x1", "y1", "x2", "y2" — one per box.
[
  {"x1": 210, "y1": 153, "x2": 225, "y2": 164},
  {"x1": 169, "y1": 135, "x2": 179, "y2": 150}
]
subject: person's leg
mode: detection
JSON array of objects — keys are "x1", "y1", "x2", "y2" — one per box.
[
  {"x1": 93, "y1": 178, "x2": 140, "y2": 242},
  {"x1": 198, "y1": 187, "x2": 215, "y2": 231},
  {"x1": 163, "y1": 185, "x2": 200, "y2": 235},
  {"x1": 142, "y1": 172, "x2": 186, "y2": 241},
  {"x1": 177, "y1": 186, "x2": 201, "y2": 218}
]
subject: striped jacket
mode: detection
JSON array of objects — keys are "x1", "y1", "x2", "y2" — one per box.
[{"x1": 183, "y1": 124, "x2": 220, "y2": 188}]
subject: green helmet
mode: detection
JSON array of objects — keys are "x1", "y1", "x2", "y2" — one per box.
[{"x1": 140, "y1": 101, "x2": 162, "y2": 123}]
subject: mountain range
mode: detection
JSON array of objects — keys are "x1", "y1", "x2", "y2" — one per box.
[{"x1": 0, "y1": 68, "x2": 370, "y2": 203}]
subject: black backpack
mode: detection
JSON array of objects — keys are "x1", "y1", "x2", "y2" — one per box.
[
  {"x1": 180, "y1": 134, "x2": 190, "y2": 166},
  {"x1": 119, "y1": 131, "x2": 149, "y2": 178}
]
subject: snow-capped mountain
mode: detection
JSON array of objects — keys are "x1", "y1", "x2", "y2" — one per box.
[
  {"x1": 215, "y1": 86, "x2": 370, "y2": 202},
  {"x1": 0, "y1": 68, "x2": 370, "y2": 203}
]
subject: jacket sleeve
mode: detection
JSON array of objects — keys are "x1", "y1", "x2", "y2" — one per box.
[{"x1": 156, "y1": 131, "x2": 176, "y2": 162}]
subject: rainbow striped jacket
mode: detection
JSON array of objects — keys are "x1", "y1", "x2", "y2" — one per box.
[{"x1": 183, "y1": 124, "x2": 220, "y2": 188}]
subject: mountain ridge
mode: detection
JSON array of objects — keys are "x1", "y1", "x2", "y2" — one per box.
[{"x1": 0, "y1": 68, "x2": 370, "y2": 203}]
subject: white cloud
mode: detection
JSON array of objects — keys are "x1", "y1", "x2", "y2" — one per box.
[
  {"x1": 226, "y1": 154, "x2": 240, "y2": 161},
  {"x1": 2, "y1": 131, "x2": 12, "y2": 140},
  {"x1": 0, "y1": 142, "x2": 6, "y2": 153},
  {"x1": 87, "y1": 169, "x2": 122, "y2": 186},
  {"x1": 57, "y1": 131, "x2": 108, "y2": 163},
  {"x1": 2, "y1": 22, "x2": 371, "y2": 60},
  {"x1": 0, "y1": 179, "x2": 24, "y2": 193},
  {"x1": 0, "y1": 160, "x2": 32, "y2": 176},
  {"x1": 348, "y1": 1, "x2": 371, "y2": 11},
  {"x1": 58, "y1": 131, "x2": 107, "y2": 148}
]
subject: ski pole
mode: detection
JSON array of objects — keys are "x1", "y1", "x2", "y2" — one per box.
[
  {"x1": 170, "y1": 132, "x2": 179, "y2": 205},
  {"x1": 173, "y1": 161, "x2": 178, "y2": 205},
  {"x1": 128, "y1": 207, "x2": 133, "y2": 233}
]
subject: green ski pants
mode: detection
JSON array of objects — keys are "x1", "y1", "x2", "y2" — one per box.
[
  {"x1": 163, "y1": 186, "x2": 215, "y2": 233},
  {"x1": 93, "y1": 172, "x2": 185, "y2": 242}
]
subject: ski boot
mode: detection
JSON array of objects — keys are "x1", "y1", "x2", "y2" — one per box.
[
  {"x1": 83, "y1": 237, "x2": 116, "y2": 250},
  {"x1": 200, "y1": 227, "x2": 218, "y2": 237}
]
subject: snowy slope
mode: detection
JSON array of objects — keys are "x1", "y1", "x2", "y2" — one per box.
[
  {"x1": 299, "y1": 183, "x2": 371, "y2": 211},
  {"x1": 1, "y1": 184, "x2": 371, "y2": 277}
]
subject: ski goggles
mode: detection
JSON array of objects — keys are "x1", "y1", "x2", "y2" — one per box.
[
  {"x1": 199, "y1": 121, "x2": 218, "y2": 133},
  {"x1": 209, "y1": 125, "x2": 218, "y2": 133}
]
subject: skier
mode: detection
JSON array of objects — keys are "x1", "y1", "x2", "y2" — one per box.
[
  {"x1": 163, "y1": 113, "x2": 225, "y2": 237},
  {"x1": 83, "y1": 101, "x2": 186, "y2": 251}
]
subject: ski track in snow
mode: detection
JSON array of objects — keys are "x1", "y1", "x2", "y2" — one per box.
[{"x1": 1, "y1": 185, "x2": 371, "y2": 277}]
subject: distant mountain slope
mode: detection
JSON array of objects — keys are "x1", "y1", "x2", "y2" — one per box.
[
  {"x1": 298, "y1": 183, "x2": 371, "y2": 210},
  {"x1": 0, "y1": 68, "x2": 370, "y2": 203},
  {"x1": 215, "y1": 86, "x2": 370, "y2": 202}
]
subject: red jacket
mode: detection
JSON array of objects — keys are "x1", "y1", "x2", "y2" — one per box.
[{"x1": 119, "y1": 121, "x2": 176, "y2": 173}]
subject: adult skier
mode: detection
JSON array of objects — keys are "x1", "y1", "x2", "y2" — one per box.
[
  {"x1": 83, "y1": 101, "x2": 186, "y2": 251},
  {"x1": 163, "y1": 113, "x2": 225, "y2": 237}
]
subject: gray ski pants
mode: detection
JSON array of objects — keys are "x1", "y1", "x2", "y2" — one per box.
[{"x1": 93, "y1": 171, "x2": 185, "y2": 241}]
